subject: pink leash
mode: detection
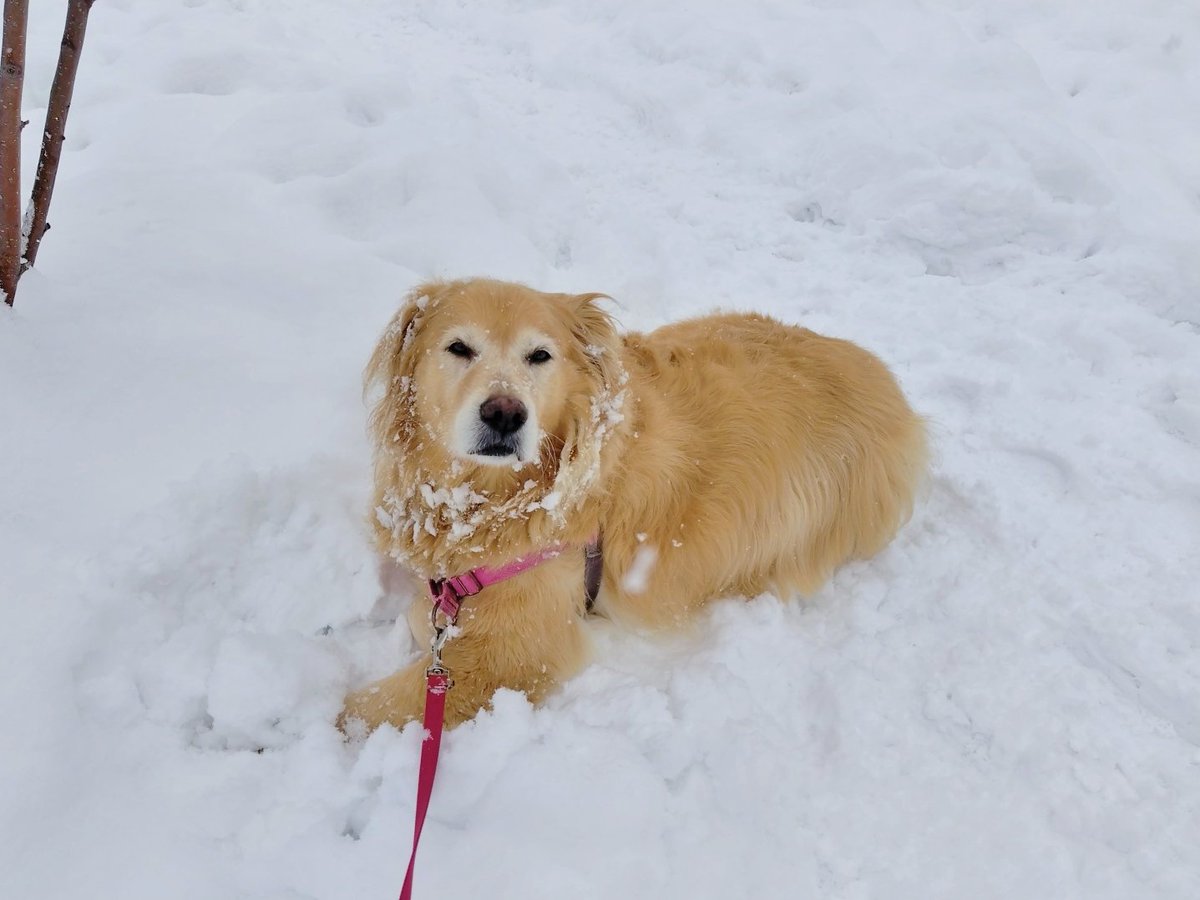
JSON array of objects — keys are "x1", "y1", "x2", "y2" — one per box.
[
  {"x1": 398, "y1": 666, "x2": 450, "y2": 900},
  {"x1": 397, "y1": 545, "x2": 569, "y2": 900}
]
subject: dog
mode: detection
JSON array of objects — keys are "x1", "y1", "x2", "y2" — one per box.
[{"x1": 340, "y1": 278, "x2": 927, "y2": 733}]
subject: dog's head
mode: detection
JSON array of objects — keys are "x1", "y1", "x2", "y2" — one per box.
[{"x1": 366, "y1": 279, "x2": 626, "y2": 514}]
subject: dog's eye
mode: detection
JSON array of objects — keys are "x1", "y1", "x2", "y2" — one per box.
[
  {"x1": 446, "y1": 340, "x2": 476, "y2": 360},
  {"x1": 526, "y1": 348, "x2": 553, "y2": 365}
]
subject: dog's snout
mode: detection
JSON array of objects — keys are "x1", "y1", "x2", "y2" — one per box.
[{"x1": 480, "y1": 395, "x2": 528, "y2": 435}]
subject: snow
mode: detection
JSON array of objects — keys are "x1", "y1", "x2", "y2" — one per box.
[
  {"x1": 2, "y1": 1, "x2": 1199, "y2": 898},
  {"x1": 622, "y1": 545, "x2": 659, "y2": 595}
]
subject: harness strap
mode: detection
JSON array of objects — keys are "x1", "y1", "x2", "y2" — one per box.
[
  {"x1": 584, "y1": 535, "x2": 603, "y2": 611},
  {"x1": 430, "y1": 537, "x2": 604, "y2": 620},
  {"x1": 428, "y1": 543, "x2": 567, "y2": 621}
]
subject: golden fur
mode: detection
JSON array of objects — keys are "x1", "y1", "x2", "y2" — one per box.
[{"x1": 341, "y1": 278, "x2": 927, "y2": 732}]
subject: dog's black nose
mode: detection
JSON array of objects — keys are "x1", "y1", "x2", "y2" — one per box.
[{"x1": 480, "y1": 395, "x2": 528, "y2": 435}]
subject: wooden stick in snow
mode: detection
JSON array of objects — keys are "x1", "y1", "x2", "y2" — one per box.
[
  {"x1": 0, "y1": 0, "x2": 28, "y2": 306},
  {"x1": 22, "y1": 0, "x2": 96, "y2": 276}
]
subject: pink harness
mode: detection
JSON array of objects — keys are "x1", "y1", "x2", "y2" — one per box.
[
  {"x1": 399, "y1": 539, "x2": 600, "y2": 900},
  {"x1": 427, "y1": 544, "x2": 566, "y2": 622}
]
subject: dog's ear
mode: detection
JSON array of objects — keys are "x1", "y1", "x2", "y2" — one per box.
[
  {"x1": 565, "y1": 292, "x2": 623, "y2": 392},
  {"x1": 364, "y1": 281, "x2": 445, "y2": 451},
  {"x1": 546, "y1": 291, "x2": 628, "y2": 509}
]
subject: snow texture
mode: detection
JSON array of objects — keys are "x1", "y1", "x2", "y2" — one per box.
[{"x1": 2, "y1": 1, "x2": 1199, "y2": 898}]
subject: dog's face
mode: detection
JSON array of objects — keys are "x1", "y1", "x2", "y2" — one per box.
[
  {"x1": 368, "y1": 280, "x2": 622, "y2": 482},
  {"x1": 413, "y1": 291, "x2": 577, "y2": 467}
]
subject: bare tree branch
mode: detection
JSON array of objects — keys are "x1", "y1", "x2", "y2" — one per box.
[
  {"x1": 0, "y1": 0, "x2": 28, "y2": 306},
  {"x1": 22, "y1": 0, "x2": 96, "y2": 276}
]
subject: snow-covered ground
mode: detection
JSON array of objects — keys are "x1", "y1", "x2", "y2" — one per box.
[{"x1": 2, "y1": 1, "x2": 1198, "y2": 897}]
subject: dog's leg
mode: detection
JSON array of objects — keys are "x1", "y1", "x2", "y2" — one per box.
[
  {"x1": 339, "y1": 660, "x2": 430, "y2": 735},
  {"x1": 338, "y1": 634, "x2": 582, "y2": 733},
  {"x1": 340, "y1": 574, "x2": 588, "y2": 734}
]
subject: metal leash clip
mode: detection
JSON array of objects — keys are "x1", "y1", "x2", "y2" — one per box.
[{"x1": 426, "y1": 604, "x2": 455, "y2": 688}]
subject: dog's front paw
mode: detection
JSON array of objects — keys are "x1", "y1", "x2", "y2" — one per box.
[{"x1": 338, "y1": 666, "x2": 427, "y2": 737}]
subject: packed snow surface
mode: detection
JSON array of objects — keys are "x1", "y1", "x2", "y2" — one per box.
[{"x1": 2, "y1": 1, "x2": 1199, "y2": 898}]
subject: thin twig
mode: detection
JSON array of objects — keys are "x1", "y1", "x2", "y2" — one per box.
[{"x1": 22, "y1": 0, "x2": 96, "y2": 275}]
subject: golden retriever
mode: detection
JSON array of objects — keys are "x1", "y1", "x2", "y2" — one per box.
[{"x1": 341, "y1": 278, "x2": 927, "y2": 732}]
